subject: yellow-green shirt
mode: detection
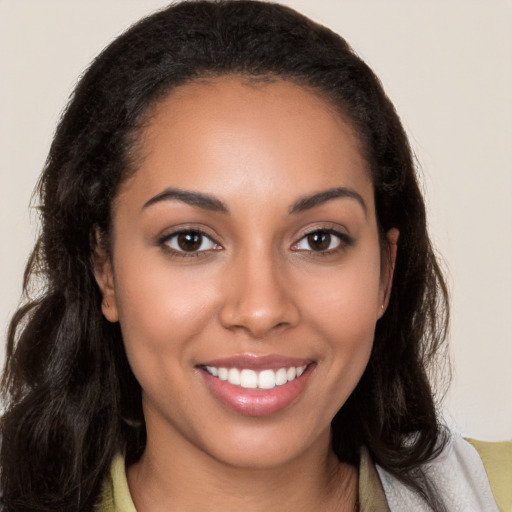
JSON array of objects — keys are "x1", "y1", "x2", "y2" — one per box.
[{"x1": 97, "y1": 439, "x2": 511, "y2": 511}]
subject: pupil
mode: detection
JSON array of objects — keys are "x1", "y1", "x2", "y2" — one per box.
[
  {"x1": 177, "y1": 232, "x2": 202, "y2": 251},
  {"x1": 308, "y1": 232, "x2": 330, "y2": 251}
]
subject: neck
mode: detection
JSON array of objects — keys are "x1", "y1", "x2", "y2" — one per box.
[{"x1": 127, "y1": 424, "x2": 358, "y2": 512}]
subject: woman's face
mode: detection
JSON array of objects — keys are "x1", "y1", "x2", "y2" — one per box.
[{"x1": 97, "y1": 76, "x2": 396, "y2": 469}]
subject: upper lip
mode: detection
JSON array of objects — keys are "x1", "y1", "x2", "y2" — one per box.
[{"x1": 198, "y1": 354, "x2": 314, "y2": 370}]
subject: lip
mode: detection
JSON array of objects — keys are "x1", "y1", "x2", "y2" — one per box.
[{"x1": 197, "y1": 355, "x2": 315, "y2": 416}]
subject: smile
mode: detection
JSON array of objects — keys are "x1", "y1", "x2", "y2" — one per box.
[
  {"x1": 204, "y1": 365, "x2": 307, "y2": 390},
  {"x1": 199, "y1": 357, "x2": 315, "y2": 416}
]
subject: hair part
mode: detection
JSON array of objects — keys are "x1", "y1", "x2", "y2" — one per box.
[{"x1": 1, "y1": 2, "x2": 449, "y2": 510}]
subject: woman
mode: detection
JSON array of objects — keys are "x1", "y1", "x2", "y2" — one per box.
[{"x1": 0, "y1": 2, "x2": 508, "y2": 511}]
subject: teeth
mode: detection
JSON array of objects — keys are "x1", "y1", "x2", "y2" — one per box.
[
  {"x1": 259, "y1": 369, "x2": 276, "y2": 389},
  {"x1": 207, "y1": 366, "x2": 218, "y2": 377},
  {"x1": 240, "y1": 369, "x2": 257, "y2": 388},
  {"x1": 205, "y1": 365, "x2": 308, "y2": 389},
  {"x1": 275, "y1": 368, "x2": 288, "y2": 386},
  {"x1": 228, "y1": 368, "x2": 240, "y2": 386},
  {"x1": 286, "y1": 367, "x2": 296, "y2": 381}
]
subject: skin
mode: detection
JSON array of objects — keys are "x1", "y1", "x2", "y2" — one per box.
[{"x1": 95, "y1": 76, "x2": 398, "y2": 511}]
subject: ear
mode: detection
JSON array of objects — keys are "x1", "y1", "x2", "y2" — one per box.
[
  {"x1": 378, "y1": 227, "x2": 399, "y2": 318},
  {"x1": 93, "y1": 235, "x2": 119, "y2": 323}
]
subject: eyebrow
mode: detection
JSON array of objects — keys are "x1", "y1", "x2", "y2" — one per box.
[
  {"x1": 142, "y1": 185, "x2": 367, "y2": 217},
  {"x1": 142, "y1": 188, "x2": 229, "y2": 213},
  {"x1": 289, "y1": 187, "x2": 367, "y2": 216}
]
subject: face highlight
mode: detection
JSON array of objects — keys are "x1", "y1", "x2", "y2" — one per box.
[{"x1": 95, "y1": 76, "x2": 397, "y2": 470}]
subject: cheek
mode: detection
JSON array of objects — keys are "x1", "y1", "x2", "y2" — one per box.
[
  {"x1": 302, "y1": 251, "x2": 382, "y2": 335},
  {"x1": 298, "y1": 251, "x2": 381, "y2": 391},
  {"x1": 112, "y1": 257, "x2": 221, "y2": 370},
  {"x1": 113, "y1": 265, "x2": 223, "y2": 423}
]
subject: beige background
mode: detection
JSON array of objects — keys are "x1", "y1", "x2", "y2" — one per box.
[{"x1": 1, "y1": 0, "x2": 511, "y2": 441}]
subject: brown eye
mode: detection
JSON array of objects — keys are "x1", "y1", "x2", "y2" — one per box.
[
  {"x1": 293, "y1": 229, "x2": 350, "y2": 253},
  {"x1": 177, "y1": 232, "x2": 203, "y2": 252},
  {"x1": 307, "y1": 231, "x2": 332, "y2": 251},
  {"x1": 162, "y1": 230, "x2": 219, "y2": 254}
]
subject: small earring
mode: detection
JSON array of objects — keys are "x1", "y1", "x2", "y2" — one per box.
[{"x1": 381, "y1": 304, "x2": 385, "y2": 311}]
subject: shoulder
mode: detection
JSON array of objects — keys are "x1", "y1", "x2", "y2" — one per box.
[
  {"x1": 375, "y1": 431, "x2": 510, "y2": 511},
  {"x1": 467, "y1": 437, "x2": 512, "y2": 512}
]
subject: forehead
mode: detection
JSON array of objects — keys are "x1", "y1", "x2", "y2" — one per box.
[{"x1": 117, "y1": 75, "x2": 373, "y2": 214}]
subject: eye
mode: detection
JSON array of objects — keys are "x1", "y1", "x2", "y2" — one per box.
[
  {"x1": 160, "y1": 230, "x2": 220, "y2": 254},
  {"x1": 292, "y1": 229, "x2": 350, "y2": 252}
]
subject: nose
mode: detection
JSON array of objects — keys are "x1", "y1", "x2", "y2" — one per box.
[{"x1": 219, "y1": 249, "x2": 300, "y2": 338}]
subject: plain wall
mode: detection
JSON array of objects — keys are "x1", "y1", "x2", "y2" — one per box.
[{"x1": 1, "y1": 0, "x2": 511, "y2": 441}]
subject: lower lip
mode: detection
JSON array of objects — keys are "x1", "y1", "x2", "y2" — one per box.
[{"x1": 200, "y1": 365, "x2": 314, "y2": 417}]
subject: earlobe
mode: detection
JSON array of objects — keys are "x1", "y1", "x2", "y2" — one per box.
[
  {"x1": 379, "y1": 227, "x2": 399, "y2": 317},
  {"x1": 93, "y1": 238, "x2": 119, "y2": 323}
]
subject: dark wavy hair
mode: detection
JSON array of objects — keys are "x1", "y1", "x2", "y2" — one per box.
[{"x1": 1, "y1": 1, "x2": 449, "y2": 510}]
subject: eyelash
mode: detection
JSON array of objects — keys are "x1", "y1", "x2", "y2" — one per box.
[{"x1": 158, "y1": 227, "x2": 352, "y2": 258}]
